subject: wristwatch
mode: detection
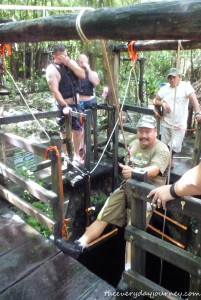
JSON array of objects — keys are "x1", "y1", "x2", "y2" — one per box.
[{"x1": 195, "y1": 111, "x2": 201, "y2": 116}]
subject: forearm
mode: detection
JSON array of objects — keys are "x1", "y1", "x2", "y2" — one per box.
[
  {"x1": 144, "y1": 166, "x2": 160, "y2": 179},
  {"x1": 190, "y1": 93, "x2": 200, "y2": 113},
  {"x1": 66, "y1": 59, "x2": 85, "y2": 79},
  {"x1": 173, "y1": 164, "x2": 201, "y2": 197},
  {"x1": 87, "y1": 69, "x2": 100, "y2": 86},
  {"x1": 152, "y1": 96, "x2": 163, "y2": 106}
]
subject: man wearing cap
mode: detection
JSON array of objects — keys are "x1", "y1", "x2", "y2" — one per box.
[
  {"x1": 56, "y1": 115, "x2": 170, "y2": 258},
  {"x1": 153, "y1": 68, "x2": 201, "y2": 167}
]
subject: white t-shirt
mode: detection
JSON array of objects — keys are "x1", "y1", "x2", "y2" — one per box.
[{"x1": 158, "y1": 81, "x2": 194, "y2": 129}]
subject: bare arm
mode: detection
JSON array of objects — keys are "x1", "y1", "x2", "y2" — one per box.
[
  {"x1": 153, "y1": 95, "x2": 171, "y2": 113},
  {"x1": 84, "y1": 62, "x2": 100, "y2": 86},
  {"x1": 59, "y1": 55, "x2": 85, "y2": 79},
  {"x1": 147, "y1": 162, "x2": 201, "y2": 208},
  {"x1": 46, "y1": 65, "x2": 66, "y2": 106},
  {"x1": 189, "y1": 92, "x2": 201, "y2": 123},
  {"x1": 119, "y1": 164, "x2": 160, "y2": 180}
]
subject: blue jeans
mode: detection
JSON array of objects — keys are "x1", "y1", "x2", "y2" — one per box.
[{"x1": 79, "y1": 97, "x2": 96, "y2": 109}]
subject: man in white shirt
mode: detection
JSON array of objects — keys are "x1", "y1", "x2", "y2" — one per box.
[{"x1": 153, "y1": 68, "x2": 201, "y2": 167}]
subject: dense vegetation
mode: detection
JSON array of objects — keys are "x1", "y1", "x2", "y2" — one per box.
[{"x1": 0, "y1": 0, "x2": 201, "y2": 105}]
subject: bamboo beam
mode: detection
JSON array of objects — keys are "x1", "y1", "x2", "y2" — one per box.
[{"x1": 0, "y1": 1, "x2": 201, "y2": 43}]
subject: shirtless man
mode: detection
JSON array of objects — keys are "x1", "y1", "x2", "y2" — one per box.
[{"x1": 46, "y1": 43, "x2": 85, "y2": 162}]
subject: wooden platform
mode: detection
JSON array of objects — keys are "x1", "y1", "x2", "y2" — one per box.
[{"x1": 0, "y1": 200, "x2": 116, "y2": 300}]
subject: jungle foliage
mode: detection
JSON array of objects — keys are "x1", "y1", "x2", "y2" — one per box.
[{"x1": 0, "y1": 0, "x2": 201, "y2": 104}]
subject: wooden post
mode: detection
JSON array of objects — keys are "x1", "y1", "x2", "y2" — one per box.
[
  {"x1": 129, "y1": 182, "x2": 147, "y2": 276},
  {"x1": 191, "y1": 123, "x2": 201, "y2": 167},
  {"x1": 0, "y1": 140, "x2": 6, "y2": 185},
  {"x1": 65, "y1": 115, "x2": 73, "y2": 161},
  {"x1": 112, "y1": 106, "x2": 119, "y2": 190},
  {"x1": 138, "y1": 58, "x2": 146, "y2": 105},
  {"x1": 84, "y1": 109, "x2": 92, "y2": 171},
  {"x1": 189, "y1": 224, "x2": 201, "y2": 300},
  {"x1": 50, "y1": 136, "x2": 64, "y2": 240},
  {"x1": 93, "y1": 103, "x2": 98, "y2": 160}
]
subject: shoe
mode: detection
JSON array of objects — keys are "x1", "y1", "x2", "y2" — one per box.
[{"x1": 56, "y1": 238, "x2": 84, "y2": 259}]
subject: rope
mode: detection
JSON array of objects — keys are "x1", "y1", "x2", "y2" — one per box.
[
  {"x1": 89, "y1": 67, "x2": 133, "y2": 174},
  {"x1": 75, "y1": 8, "x2": 128, "y2": 159},
  {"x1": 44, "y1": 145, "x2": 69, "y2": 239},
  {"x1": 158, "y1": 40, "x2": 183, "y2": 286},
  {"x1": 75, "y1": 8, "x2": 95, "y2": 42},
  {"x1": 6, "y1": 69, "x2": 51, "y2": 142}
]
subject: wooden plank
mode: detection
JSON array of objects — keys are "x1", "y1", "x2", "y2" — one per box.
[
  {"x1": 0, "y1": 185, "x2": 55, "y2": 232},
  {"x1": 0, "y1": 249, "x2": 115, "y2": 300},
  {"x1": 0, "y1": 163, "x2": 58, "y2": 204},
  {"x1": 0, "y1": 252, "x2": 84, "y2": 299},
  {"x1": 0, "y1": 214, "x2": 40, "y2": 256},
  {"x1": 0, "y1": 234, "x2": 59, "y2": 294},
  {"x1": 0, "y1": 131, "x2": 48, "y2": 157},
  {"x1": 125, "y1": 225, "x2": 201, "y2": 278},
  {"x1": 122, "y1": 104, "x2": 154, "y2": 115},
  {"x1": 0, "y1": 206, "x2": 24, "y2": 229},
  {"x1": 0, "y1": 202, "x2": 116, "y2": 299},
  {"x1": 0, "y1": 1, "x2": 201, "y2": 42},
  {"x1": 0, "y1": 110, "x2": 58, "y2": 125},
  {"x1": 123, "y1": 270, "x2": 183, "y2": 300},
  {"x1": 51, "y1": 268, "x2": 116, "y2": 300}
]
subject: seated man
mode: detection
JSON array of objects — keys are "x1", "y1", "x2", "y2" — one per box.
[{"x1": 56, "y1": 115, "x2": 170, "y2": 258}]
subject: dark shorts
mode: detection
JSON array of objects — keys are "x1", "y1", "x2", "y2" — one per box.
[{"x1": 57, "y1": 104, "x2": 83, "y2": 132}]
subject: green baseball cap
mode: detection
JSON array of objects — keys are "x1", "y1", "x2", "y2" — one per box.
[{"x1": 136, "y1": 116, "x2": 157, "y2": 129}]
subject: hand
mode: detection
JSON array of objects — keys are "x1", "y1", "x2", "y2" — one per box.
[
  {"x1": 162, "y1": 102, "x2": 171, "y2": 113},
  {"x1": 119, "y1": 163, "x2": 133, "y2": 180},
  {"x1": 147, "y1": 184, "x2": 174, "y2": 209},
  {"x1": 63, "y1": 106, "x2": 72, "y2": 115},
  {"x1": 58, "y1": 55, "x2": 70, "y2": 65},
  {"x1": 195, "y1": 114, "x2": 201, "y2": 123},
  {"x1": 83, "y1": 62, "x2": 90, "y2": 72}
]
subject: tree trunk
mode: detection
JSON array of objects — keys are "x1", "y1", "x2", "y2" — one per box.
[{"x1": 1, "y1": 1, "x2": 201, "y2": 43}]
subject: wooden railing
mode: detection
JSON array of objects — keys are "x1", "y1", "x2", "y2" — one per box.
[
  {"x1": 0, "y1": 106, "x2": 118, "y2": 238},
  {"x1": 122, "y1": 179, "x2": 201, "y2": 300},
  {"x1": 0, "y1": 130, "x2": 64, "y2": 240}
]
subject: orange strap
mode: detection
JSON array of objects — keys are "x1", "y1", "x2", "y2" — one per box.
[
  {"x1": 0, "y1": 44, "x2": 11, "y2": 72},
  {"x1": 44, "y1": 146, "x2": 69, "y2": 239},
  {"x1": 1, "y1": 44, "x2": 12, "y2": 56},
  {"x1": 128, "y1": 41, "x2": 138, "y2": 62}
]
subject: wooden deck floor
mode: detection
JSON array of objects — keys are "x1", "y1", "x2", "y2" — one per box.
[{"x1": 0, "y1": 200, "x2": 116, "y2": 300}]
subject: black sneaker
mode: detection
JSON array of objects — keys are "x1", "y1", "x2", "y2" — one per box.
[{"x1": 56, "y1": 238, "x2": 84, "y2": 259}]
